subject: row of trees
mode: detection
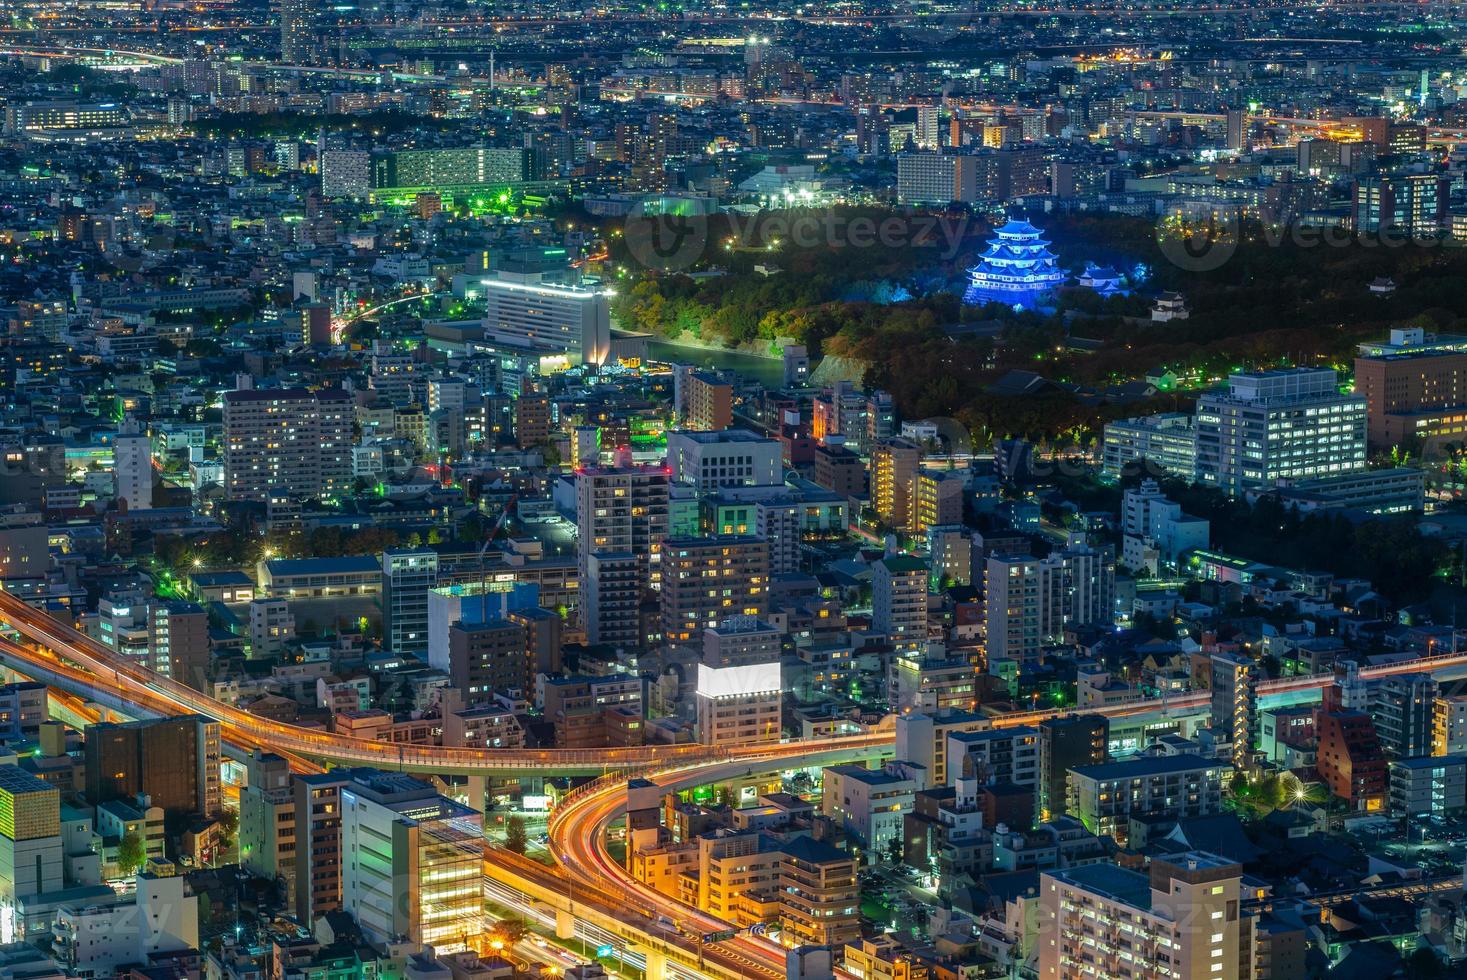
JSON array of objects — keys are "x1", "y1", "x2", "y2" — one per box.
[{"x1": 1079, "y1": 472, "x2": 1451, "y2": 604}]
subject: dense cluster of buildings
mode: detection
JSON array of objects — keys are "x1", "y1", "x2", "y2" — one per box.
[{"x1": 2, "y1": 0, "x2": 1467, "y2": 977}]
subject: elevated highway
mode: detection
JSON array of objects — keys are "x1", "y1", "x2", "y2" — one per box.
[{"x1": 5, "y1": 589, "x2": 1467, "y2": 775}]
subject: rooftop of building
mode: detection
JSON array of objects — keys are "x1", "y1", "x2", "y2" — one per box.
[
  {"x1": 780, "y1": 835, "x2": 851, "y2": 865},
  {"x1": 1047, "y1": 862, "x2": 1154, "y2": 910},
  {"x1": 1071, "y1": 753, "x2": 1219, "y2": 781},
  {"x1": 826, "y1": 764, "x2": 912, "y2": 787},
  {"x1": 949, "y1": 725, "x2": 1038, "y2": 745},
  {"x1": 262, "y1": 555, "x2": 381, "y2": 576},
  {"x1": 187, "y1": 570, "x2": 254, "y2": 587},
  {"x1": 667, "y1": 428, "x2": 773, "y2": 445},
  {"x1": 879, "y1": 555, "x2": 929, "y2": 574},
  {"x1": 0, "y1": 763, "x2": 55, "y2": 796}
]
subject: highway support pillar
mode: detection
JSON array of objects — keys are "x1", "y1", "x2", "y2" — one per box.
[
  {"x1": 464, "y1": 773, "x2": 487, "y2": 812},
  {"x1": 555, "y1": 908, "x2": 576, "y2": 940},
  {"x1": 642, "y1": 949, "x2": 666, "y2": 980}
]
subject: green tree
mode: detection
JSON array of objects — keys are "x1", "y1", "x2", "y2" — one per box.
[
  {"x1": 118, "y1": 831, "x2": 146, "y2": 876},
  {"x1": 504, "y1": 816, "x2": 528, "y2": 855},
  {"x1": 218, "y1": 808, "x2": 239, "y2": 851},
  {"x1": 1405, "y1": 947, "x2": 1444, "y2": 979},
  {"x1": 489, "y1": 917, "x2": 528, "y2": 948}
]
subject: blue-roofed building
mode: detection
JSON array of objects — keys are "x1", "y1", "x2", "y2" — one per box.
[
  {"x1": 1076, "y1": 262, "x2": 1130, "y2": 298},
  {"x1": 257, "y1": 556, "x2": 382, "y2": 598}
]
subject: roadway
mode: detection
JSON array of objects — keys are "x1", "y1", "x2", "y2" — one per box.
[
  {"x1": 547, "y1": 752, "x2": 896, "y2": 980},
  {"x1": 9, "y1": 588, "x2": 1467, "y2": 976},
  {"x1": 542, "y1": 650, "x2": 1467, "y2": 978},
  {"x1": 1245, "y1": 872, "x2": 1464, "y2": 913},
  {"x1": 6, "y1": 588, "x2": 1467, "y2": 774},
  {"x1": 0, "y1": 590, "x2": 742, "y2": 775}
]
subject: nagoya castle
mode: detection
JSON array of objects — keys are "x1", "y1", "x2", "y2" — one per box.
[{"x1": 962, "y1": 216, "x2": 1067, "y2": 310}]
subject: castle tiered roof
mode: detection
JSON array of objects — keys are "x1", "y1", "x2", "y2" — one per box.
[{"x1": 963, "y1": 217, "x2": 1066, "y2": 309}]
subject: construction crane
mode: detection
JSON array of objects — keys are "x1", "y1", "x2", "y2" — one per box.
[{"x1": 475, "y1": 493, "x2": 518, "y2": 621}]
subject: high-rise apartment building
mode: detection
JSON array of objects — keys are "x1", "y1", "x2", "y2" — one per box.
[
  {"x1": 222, "y1": 388, "x2": 352, "y2": 502},
  {"x1": 686, "y1": 372, "x2": 733, "y2": 431},
  {"x1": 1040, "y1": 852, "x2": 1243, "y2": 980},
  {"x1": 320, "y1": 145, "x2": 371, "y2": 199},
  {"x1": 1068, "y1": 755, "x2": 1225, "y2": 844},
  {"x1": 896, "y1": 153, "x2": 979, "y2": 204},
  {"x1": 279, "y1": 0, "x2": 320, "y2": 64},
  {"x1": 1037, "y1": 714, "x2": 1108, "y2": 822},
  {"x1": 447, "y1": 619, "x2": 530, "y2": 702},
  {"x1": 113, "y1": 421, "x2": 151, "y2": 511},
  {"x1": 293, "y1": 770, "x2": 349, "y2": 922},
  {"x1": 381, "y1": 549, "x2": 439, "y2": 655},
  {"x1": 1210, "y1": 651, "x2": 1259, "y2": 770},
  {"x1": 576, "y1": 465, "x2": 670, "y2": 647},
  {"x1": 83, "y1": 716, "x2": 221, "y2": 818},
  {"x1": 778, "y1": 837, "x2": 861, "y2": 948},
  {"x1": 1375, "y1": 673, "x2": 1436, "y2": 759},
  {"x1": 870, "y1": 438, "x2": 922, "y2": 531},
  {"x1": 872, "y1": 555, "x2": 928, "y2": 656},
  {"x1": 373, "y1": 147, "x2": 528, "y2": 195},
  {"x1": 985, "y1": 538, "x2": 1115, "y2": 664},
  {"x1": 914, "y1": 470, "x2": 964, "y2": 534},
  {"x1": 239, "y1": 752, "x2": 296, "y2": 911},
  {"x1": 661, "y1": 536, "x2": 769, "y2": 654}
]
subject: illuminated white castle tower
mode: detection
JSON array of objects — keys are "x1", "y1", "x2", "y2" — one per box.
[{"x1": 963, "y1": 216, "x2": 1067, "y2": 310}]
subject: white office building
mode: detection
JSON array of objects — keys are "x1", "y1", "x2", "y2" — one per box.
[
  {"x1": 667, "y1": 429, "x2": 784, "y2": 492},
  {"x1": 340, "y1": 771, "x2": 483, "y2": 951},
  {"x1": 53, "y1": 873, "x2": 198, "y2": 977},
  {"x1": 1101, "y1": 413, "x2": 1198, "y2": 480},
  {"x1": 1195, "y1": 368, "x2": 1366, "y2": 494},
  {"x1": 480, "y1": 269, "x2": 611, "y2": 366},
  {"x1": 696, "y1": 661, "x2": 781, "y2": 747},
  {"x1": 821, "y1": 762, "x2": 925, "y2": 851},
  {"x1": 113, "y1": 422, "x2": 151, "y2": 511}
]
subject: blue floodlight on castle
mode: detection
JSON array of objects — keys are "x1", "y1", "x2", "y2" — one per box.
[{"x1": 962, "y1": 216, "x2": 1067, "y2": 311}]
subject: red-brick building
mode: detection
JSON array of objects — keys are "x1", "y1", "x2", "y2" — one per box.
[{"x1": 1314, "y1": 708, "x2": 1387, "y2": 813}]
